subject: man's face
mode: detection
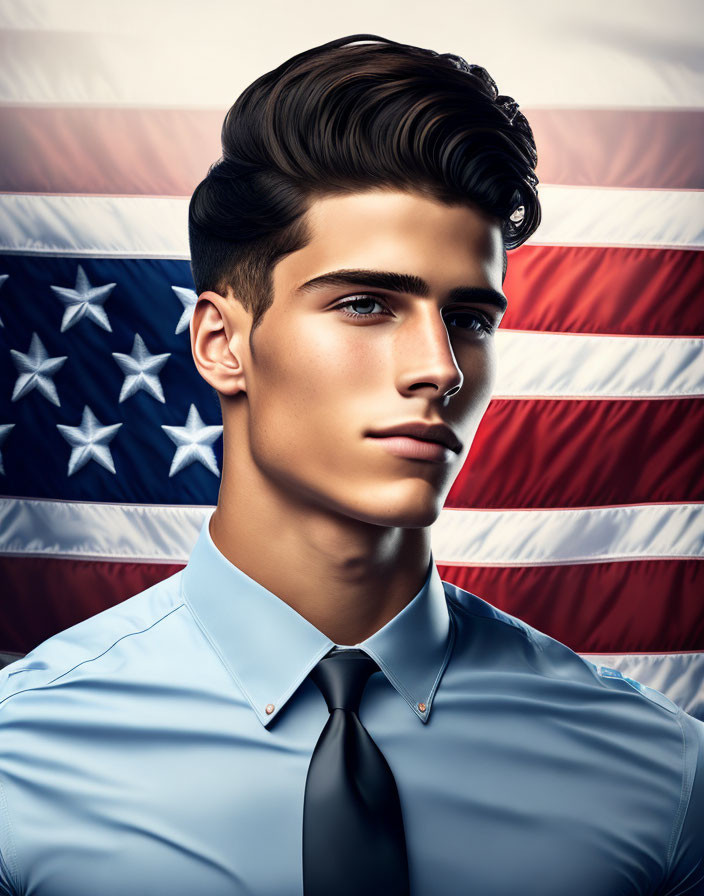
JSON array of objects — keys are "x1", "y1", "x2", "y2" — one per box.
[{"x1": 234, "y1": 188, "x2": 506, "y2": 528}]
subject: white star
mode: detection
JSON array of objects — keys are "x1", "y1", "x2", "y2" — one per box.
[
  {"x1": 161, "y1": 404, "x2": 223, "y2": 477},
  {"x1": 171, "y1": 286, "x2": 198, "y2": 335},
  {"x1": 0, "y1": 273, "x2": 8, "y2": 326},
  {"x1": 112, "y1": 333, "x2": 171, "y2": 403},
  {"x1": 57, "y1": 406, "x2": 122, "y2": 476},
  {"x1": 0, "y1": 423, "x2": 15, "y2": 475},
  {"x1": 50, "y1": 265, "x2": 116, "y2": 333},
  {"x1": 10, "y1": 332, "x2": 68, "y2": 406}
]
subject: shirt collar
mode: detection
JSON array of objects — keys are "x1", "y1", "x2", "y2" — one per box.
[{"x1": 181, "y1": 509, "x2": 454, "y2": 728}]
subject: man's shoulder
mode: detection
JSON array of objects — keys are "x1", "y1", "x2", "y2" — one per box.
[
  {"x1": 445, "y1": 579, "x2": 704, "y2": 889},
  {"x1": 442, "y1": 580, "x2": 681, "y2": 718},
  {"x1": 0, "y1": 569, "x2": 186, "y2": 706}
]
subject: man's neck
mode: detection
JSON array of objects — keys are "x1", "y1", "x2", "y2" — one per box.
[{"x1": 208, "y1": 478, "x2": 432, "y2": 646}]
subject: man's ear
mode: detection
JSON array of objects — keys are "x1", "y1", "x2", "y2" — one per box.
[{"x1": 189, "y1": 290, "x2": 251, "y2": 397}]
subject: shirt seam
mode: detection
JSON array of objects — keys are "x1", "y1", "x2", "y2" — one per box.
[
  {"x1": 664, "y1": 707, "x2": 697, "y2": 880},
  {"x1": 0, "y1": 774, "x2": 20, "y2": 895},
  {"x1": 0, "y1": 603, "x2": 185, "y2": 708}
]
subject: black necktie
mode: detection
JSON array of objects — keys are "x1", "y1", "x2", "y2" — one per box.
[{"x1": 302, "y1": 646, "x2": 410, "y2": 896}]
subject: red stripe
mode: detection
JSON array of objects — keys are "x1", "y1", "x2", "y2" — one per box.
[
  {"x1": 1, "y1": 555, "x2": 699, "y2": 656},
  {"x1": 0, "y1": 107, "x2": 222, "y2": 197},
  {"x1": 503, "y1": 245, "x2": 704, "y2": 336},
  {"x1": 529, "y1": 108, "x2": 704, "y2": 189},
  {"x1": 0, "y1": 557, "x2": 183, "y2": 655},
  {"x1": 1, "y1": 108, "x2": 702, "y2": 195},
  {"x1": 448, "y1": 398, "x2": 704, "y2": 509},
  {"x1": 438, "y1": 559, "x2": 704, "y2": 654}
]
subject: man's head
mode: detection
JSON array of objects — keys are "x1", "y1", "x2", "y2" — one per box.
[{"x1": 188, "y1": 34, "x2": 540, "y2": 529}]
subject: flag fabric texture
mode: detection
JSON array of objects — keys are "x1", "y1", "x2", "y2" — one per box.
[{"x1": 0, "y1": 5, "x2": 702, "y2": 719}]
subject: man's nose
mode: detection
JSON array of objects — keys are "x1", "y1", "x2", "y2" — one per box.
[{"x1": 393, "y1": 307, "x2": 464, "y2": 399}]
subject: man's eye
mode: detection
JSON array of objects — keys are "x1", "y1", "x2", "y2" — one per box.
[
  {"x1": 444, "y1": 310, "x2": 494, "y2": 334},
  {"x1": 333, "y1": 296, "x2": 494, "y2": 334},
  {"x1": 334, "y1": 297, "x2": 389, "y2": 318}
]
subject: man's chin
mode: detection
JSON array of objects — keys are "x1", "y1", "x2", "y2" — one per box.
[
  {"x1": 299, "y1": 476, "x2": 446, "y2": 529},
  {"x1": 349, "y1": 498, "x2": 444, "y2": 530}
]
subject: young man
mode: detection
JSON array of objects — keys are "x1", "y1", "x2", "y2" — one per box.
[{"x1": 1, "y1": 33, "x2": 702, "y2": 895}]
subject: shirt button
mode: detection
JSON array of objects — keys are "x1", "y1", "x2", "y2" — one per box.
[
  {"x1": 265, "y1": 704, "x2": 275, "y2": 714},
  {"x1": 418, "y1": 702, "x2": 427, "y2": 712}
]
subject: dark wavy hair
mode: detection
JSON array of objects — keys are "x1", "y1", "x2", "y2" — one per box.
[{"x1": 189, "y1": 33, "x2": 541, "y2": 341}]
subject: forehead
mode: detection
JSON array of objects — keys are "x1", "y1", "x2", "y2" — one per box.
[{"x1": 273, "y1": 189, "x2": 504, "y2": 295}]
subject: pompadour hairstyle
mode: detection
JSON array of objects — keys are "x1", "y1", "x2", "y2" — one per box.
[{"x1": 188, "y1": 33, "x2": 541, "y2": 340}]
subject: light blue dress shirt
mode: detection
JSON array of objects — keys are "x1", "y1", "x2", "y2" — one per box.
[{"x1": 1, "y1": 508, "x2": 703, "y2": 895}]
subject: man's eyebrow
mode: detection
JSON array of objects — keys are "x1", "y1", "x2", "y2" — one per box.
[{"x1": 293, "y1": 269, "x2": 508, "y2": 312}]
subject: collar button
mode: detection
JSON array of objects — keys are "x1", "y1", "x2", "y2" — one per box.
[
  {"x1": 418, "y1": 702, "x2": 427, "y2": 713},
  {"x1": 265, "y1": 704, "x2": 275, "y2": 715}
]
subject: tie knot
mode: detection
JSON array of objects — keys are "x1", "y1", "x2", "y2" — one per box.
[{"x1": 310, "y1": 648, "x2": 380, "y2": 714}]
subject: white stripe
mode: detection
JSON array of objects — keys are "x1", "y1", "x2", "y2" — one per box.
[
  {"x1": 431, "y1": 504, "x2": 704, "y2": 566},
  {"x1": 1, "y1": 190, "x2": 701, "y2": 261},
  {"x1": 579, "y1": 652, "x2": 704, "y2": 720},
  {"x1": 494, "y1": 331, "x2": 704, "y2": 399},
  {"x1": 0, "y1": 2, "x2": 702, "y2": 108},
  {"x1": 0, "y1": 499, "x2": 209, "y2": 564},
  {"x1": 528, "y1": 187, "x2": 704, "y2": 250},
  {"x1": 1, "y1": 498, "x2": 702, "y2": 566},
  {"x1": 0, "y1": 195, "x2": 190, "y2": 259}
]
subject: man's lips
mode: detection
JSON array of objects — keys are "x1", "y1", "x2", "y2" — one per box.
[
  {"x1": 367, "y1": 435, "x2": 455, "y2": 463},
  {"x1": 366, "y1": 420, "x2": 462, "y2": 453}
]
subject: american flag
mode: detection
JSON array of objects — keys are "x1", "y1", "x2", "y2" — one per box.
[{"x1": 0, "y1": 4, "x2": 702, "y2": 719}]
